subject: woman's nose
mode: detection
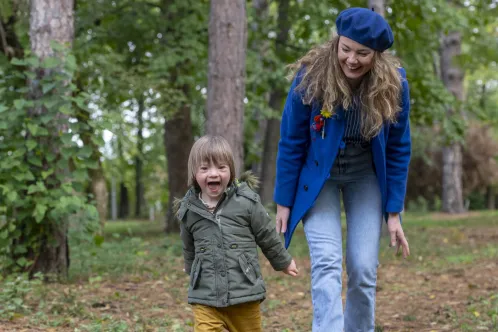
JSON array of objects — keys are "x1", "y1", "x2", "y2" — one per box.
[{"x1": 347, "y1": 55, "x2": 358, "y2": 63}]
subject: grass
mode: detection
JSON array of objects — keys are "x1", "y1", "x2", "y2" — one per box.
[{"x1": 0, "y1": 211, "x2": 497, "y2": 331}]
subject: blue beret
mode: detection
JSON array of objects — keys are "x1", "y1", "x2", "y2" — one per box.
[{"x1": 336, "y1": 7, "x2": 394, "y2": 52}]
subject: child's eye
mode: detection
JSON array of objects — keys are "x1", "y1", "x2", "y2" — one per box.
[{"x1": 342, "y1": 48, "x2": 349, "y2": 52}]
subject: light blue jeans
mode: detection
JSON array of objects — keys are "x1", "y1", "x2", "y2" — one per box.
[{"x1": 303, "y1": 143, "x2": 382, "y2": 332}]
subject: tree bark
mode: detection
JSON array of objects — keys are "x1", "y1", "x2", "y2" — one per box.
[
  {"x1": 259, "y1": 0, "x2": 290, "y2": 205},
  {"x1": 90, "y1": 166, "x2": 108, "y2": 228},
  {"x1": 29, "y1": 0, "x2": 74, "y2": 279},
  {"x1": 0, "y1": 8, "x2": 24, "y2": 60},
  {"x1": 135, "y1": 96, "x2": 146, "y2": 218},
  {"x1": 440, "y1": 30, "x2": 465, "y2": 213},
  {"x1": 117, "y1": 136, "x2": 129, "y2": 219},
  {"x1": 157, "y1": 0, "x2": 194, "y2": 233},
  {"x1": 119, "y1": 183, "x2": 129, "y2": 219},
  {"x1": 249, "y1": 0, "x2": 269, "y2": 178},
  {"x1": 75, "y1": 79, "x2": 108, "y2": 232},
  {"x1": 206, "y1": 0, "x2": 247, "y2": 176},
  {"x1": 486, "y1": 186, "x2": 496, "y2": 210},
  {"x1": 164, "y1": 90, "x2": 193, "y2": 233}
]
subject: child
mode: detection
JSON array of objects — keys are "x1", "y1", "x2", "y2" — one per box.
[{"x1": 176, "y1": 135, "x2": 298, "y2": 332}]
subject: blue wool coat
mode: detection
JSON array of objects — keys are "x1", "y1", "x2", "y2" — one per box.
[{"x1": 274, "y1": 68, "x2": 411, "y2": 248}]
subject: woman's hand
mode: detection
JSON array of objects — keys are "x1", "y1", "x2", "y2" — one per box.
[
  {"x1": 276, "y1": 204, "x2": 290, "y2": 234},
  {"x1": 387, "y1": 213, "x2": 410, "y2": 259}
]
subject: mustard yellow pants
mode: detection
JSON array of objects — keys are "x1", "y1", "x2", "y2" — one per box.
[{"x1": 192, "y1": 301, "x2": 262, "y2": 332}]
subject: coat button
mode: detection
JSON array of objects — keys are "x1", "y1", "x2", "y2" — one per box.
[
  {"x1": 314, "y1": 160, "x2": 319, "y2": 166},
  {"x1": 304, "y1": 185, "x2": 308, "y2": 191},
  {"x1": 217, "y1": 243, "x2": 221, "y2": 248},
  {"x1": 221, "y1": 271, "x2": 226, "y2": 277}
]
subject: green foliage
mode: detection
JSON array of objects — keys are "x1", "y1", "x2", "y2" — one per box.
[
  {"x1": 70, "y1": 221, "x2": 181, "y2": 280},
  {"x1": 0, "y1": 48, "x2": 99, "y2": 274},
  {"x1": 0, "y1": 272, "x2": 43, "y2": 319},
  {"x1": 72, "y1": 0, "x2": 210, "y2": 213}
]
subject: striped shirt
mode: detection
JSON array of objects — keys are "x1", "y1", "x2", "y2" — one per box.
[{"x1": 343, "y1": 96, "x2": 367, "y2": 144}]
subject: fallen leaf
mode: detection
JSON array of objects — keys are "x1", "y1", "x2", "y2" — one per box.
[{"x1": 473, "y1": 311, "x2": 480, "y2": 317}]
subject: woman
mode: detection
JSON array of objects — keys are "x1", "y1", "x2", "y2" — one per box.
[{"x1": 274, "y1": 7, "x2": 411, "y2": 332}]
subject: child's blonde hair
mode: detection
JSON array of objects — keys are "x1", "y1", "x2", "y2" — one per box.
[{"x1": 187, "y1": 135, "x2": 236, "y2": 190}]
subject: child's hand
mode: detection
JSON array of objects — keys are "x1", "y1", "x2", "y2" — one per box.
[{"x1": 282, "y1": 259, "x2": 299, "y2": 277}]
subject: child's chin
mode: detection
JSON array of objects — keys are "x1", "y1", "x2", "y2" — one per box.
[{"x1": 208, "y1": 189, "x2": 222, "y2": 196}]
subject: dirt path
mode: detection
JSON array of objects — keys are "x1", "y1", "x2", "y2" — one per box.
[
  {"x1": 376, "y1": 260, "x2": 497, "y2": 331},
  {"x1": 2, "y1": 258, "x2": 496, "y2": 332}
]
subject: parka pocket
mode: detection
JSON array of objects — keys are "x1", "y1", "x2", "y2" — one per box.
[
  {"x1": 238, "y1": 253, "x2": 258, "y2": 284},
  {"x1": 190, "y1": 256, "x2": 202, "y2": 289}
]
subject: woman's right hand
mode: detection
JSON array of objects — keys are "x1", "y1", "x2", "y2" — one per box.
[{"x1": 276, "y1": 204, "x2": 290, "y2": 234}]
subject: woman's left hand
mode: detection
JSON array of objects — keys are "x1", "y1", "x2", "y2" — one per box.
[{"x1": 387, "y1": 213, "x2": 410, "y2": 259}]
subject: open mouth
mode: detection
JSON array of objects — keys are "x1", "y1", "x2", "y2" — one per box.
[{"x1": 207, "y1": 181, "x2": 221, "y2": 191}]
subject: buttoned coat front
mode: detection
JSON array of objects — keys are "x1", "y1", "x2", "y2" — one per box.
[
  {"x1": 274, "y1": 67, "x2": 411, "y2": 248},
  {"x1": 178, "y1": 181, "x2": 292, "y2": 308}
]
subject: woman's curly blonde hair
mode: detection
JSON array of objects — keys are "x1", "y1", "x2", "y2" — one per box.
[{"x1": 288, "y1": 35, "x2": 403, "y2": 139}]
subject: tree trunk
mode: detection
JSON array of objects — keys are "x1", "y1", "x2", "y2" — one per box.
[
  {"x1": 206, "y1": 0, "x2": 247, "y2": 176},
  {"x1": 249, "y1": 0, "x2": 269, "y2": 178},
  {"x1": 90, "y1": 168, "x2": 108, "y2": 228},
  {"x1": 164, "y1": 87, "x2": 193, "y2": 233},
  {"x1": 0, "y1": 7, "x2": 24, "y2": 60},
  {"x1": 157, "y1": 0, "x2": 194, "y2": 232},
  {"x1": 75, "y1": 80, "x2": 108, "y2": 232},
  {"x1": 368, "y1": 0, "x2": 385, "y2": 16},
  {"x1": 440, "y1": 30, "x2": 465, "y2": 213},
  {"x1": 259, "y1": 0, "x2": 290, "y2": 205},
  {"x1": 260, "y1": 110, "x2": 282, "y2": 205},
  {"x1": 486, "y1": 186, "x2": 496, "y2": 210},
  {"x1": 29, "y1": 0, "x2": 74, "y2": 279},
  {"x1": 118, "y1": 183, "x2": 129, "y2": 219},
  {"x1": 135, "y1": 96, "x2": 146, "y2": 218},
  {"x1": 117, "y1": 136, "x2": 129, "y2": 219}
]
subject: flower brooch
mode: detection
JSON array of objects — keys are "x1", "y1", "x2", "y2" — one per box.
[{"x1": 311, "y1": 109, "x2": 333, "y2": 139}]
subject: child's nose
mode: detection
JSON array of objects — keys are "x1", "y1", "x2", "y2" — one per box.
[{"x1": 207, "y1": 168, "x2": 219, "y2": 176}]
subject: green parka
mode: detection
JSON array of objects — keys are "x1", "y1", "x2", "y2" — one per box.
[{"x1": 177, "y1": 177, "x2": 292, "y2": 307}]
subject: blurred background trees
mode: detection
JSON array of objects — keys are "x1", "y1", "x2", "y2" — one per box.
[{"x1": 1, "y1": 0, "x2": 498, "y2": 278}]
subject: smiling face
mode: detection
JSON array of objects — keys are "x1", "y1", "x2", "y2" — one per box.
[
  {"x1": 195, "y1": 160, "x2": 231, "y2": 203},
  {"x1": 337, "y1": 36, "x2": 375, "y2": 86},
  {"x1": 187, "y1": 136, "x2": 236, "y2": 205}
]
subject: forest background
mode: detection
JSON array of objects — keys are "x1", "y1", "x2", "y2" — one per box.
[{"x1": 0, "y1": 0, "x2": 497, "y2": 331}]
